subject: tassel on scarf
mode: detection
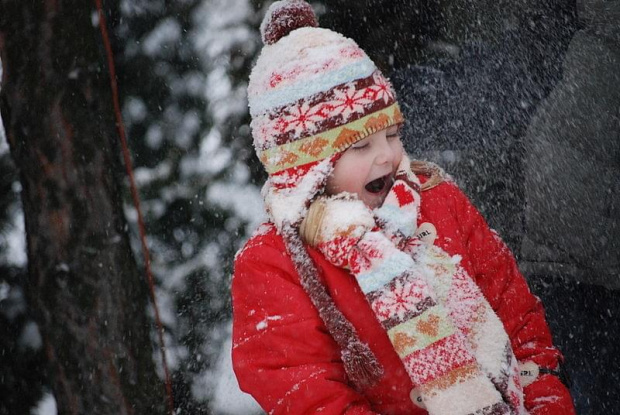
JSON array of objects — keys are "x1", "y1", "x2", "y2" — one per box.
[
  {"x1": 281, "y1": 222, "x2": 384, "y2": 389},
  {"x1": 341, "y1": 340, "x2": 384, "y2": 389}
]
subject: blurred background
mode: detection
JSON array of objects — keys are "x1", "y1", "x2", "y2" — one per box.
[{"x1": 1, "y1": 0, "x2": 618, "y2": 414}]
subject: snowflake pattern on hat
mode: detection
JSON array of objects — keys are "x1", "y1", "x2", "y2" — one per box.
[{"x1": 249, "y1": 1, "x2": 402, "y2": 180}]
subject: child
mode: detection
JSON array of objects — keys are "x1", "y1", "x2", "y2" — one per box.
[{"x1": 232, "y1": 1, "x2": 575, "y2": 414}]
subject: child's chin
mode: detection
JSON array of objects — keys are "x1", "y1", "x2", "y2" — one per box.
[{"x1": 361, "y1": 191, "x2": 387, "y2": 210}]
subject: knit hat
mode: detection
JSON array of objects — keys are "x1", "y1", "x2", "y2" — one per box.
[
  {"x1": 248, "y1": 0, "x2": 406, "y2": 388},
  {"x1": 249, "y1": 0, "x2": 403, "y2": 227},
  {"x1": 247, "y1": 4, "x2": 527, "y2": 410}
]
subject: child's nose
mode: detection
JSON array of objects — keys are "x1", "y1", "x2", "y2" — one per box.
[{"x1": 375, "y1": 136, "x2": 396, "y2": 165}]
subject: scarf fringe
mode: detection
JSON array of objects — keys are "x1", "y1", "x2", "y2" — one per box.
[
  {"x1": 281, "y1": 222, "x2": 384, "y2": 389},
  {"x1": 341, "y1": 340, "x2": 384, "y2": 389}
]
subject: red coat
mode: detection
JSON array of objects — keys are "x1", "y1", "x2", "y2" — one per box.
[{"x1": 232, "y1": 178, "x2": 575, "y2": 415}]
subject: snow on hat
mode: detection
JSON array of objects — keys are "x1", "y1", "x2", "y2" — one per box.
[
  {"x1": 249, "y1": 0, "x2": 403, "y2": 226},
  {"x1": 247, "y1": 0, "x2": 405, "y2": 388}
]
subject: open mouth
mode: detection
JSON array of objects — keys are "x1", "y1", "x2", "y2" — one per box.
[{"x1": 365, "y1": 174, "x2": 393, "y2": 194}]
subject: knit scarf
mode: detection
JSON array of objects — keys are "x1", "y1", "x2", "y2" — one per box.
[
  {"x1": 267, "y1": 160, "x2": 527, "y2": 415},
  {"x1": 360, "y1": 166, "x2": 526, "y2": 414}
]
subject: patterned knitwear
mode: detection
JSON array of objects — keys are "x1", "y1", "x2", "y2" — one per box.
[
  {"x1": 249, "y1": 0, "x2": 403, "y2": 390},
  {"x1": 249, "y1": 0, "x2": 405, "y2": 389},
  {"x1": 249, "y1": 1, "x2": 527, "y2": 413},
  {"x1": 249, "y1": 0, "x2": 403, "y2": 214},
  {"x1": 310, "y1": 157, "x2": 528, "y2": 414}
]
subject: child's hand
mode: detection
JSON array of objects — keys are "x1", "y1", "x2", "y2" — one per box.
[
  {"x1": 300, "y1": 193, "x2": 375, "y2": 248},
  {"x1": 374, "y1": 154, "x2": 420, "y2": 244}
]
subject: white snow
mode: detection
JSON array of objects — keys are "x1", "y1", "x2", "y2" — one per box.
[
  {"x1": 0, "y1": 115, "x2": 8, "y2": 156},
  {"x1": 150, "y1": 288, "x2": 177, "y2": 327},
  {"x1": 207, "y1": 180, "x2": 266, "y2": 237},
  {"x1": 248, "y1": 26, "x2": 374, "y2": 113},
  {"x1": 120, "y1": 0, "x2": 164, "y2": 18},
  {"x1": 193, "y1": 0, "x2": 254, "y2": 60},
  {"x1": 531, "y1": 396, "x2": 560, "y2": 404},
  {"x1": 0, "y1": 280, "x2": 8, "y2": 301},
  {"x1": 206, "y1": 69, "x2": 248, "y2": 125},
  {"x1": 31, "y1": 392, "x2": 57, "y2": 415},
  {"x1": 192, "y1": 0, "x2": 255, "y2": 129},
  {"x1": 530, "y1": 395, "x2": 561, "y2": 411},
  {"x1": 255, "y1": 315, "x2": 282, "y2": 331},
  {"x1": 151, "y1": 329, "x2": 188, "y2": 379},
  {"x1": 145, "y1": 124, "x2": 164, "y2": 149},
  {"x1": 175, "y1": 111, "x2": 202, "y2": 150},
  {"x1": 259, "y1": 0, "x2": 292, "y2": 41},
  {"x1": 1, "y1": 206, "x2": 27, "y2": 267},
  {"x1": 319, "y1": 195, "x2": 375, "y2": 240},
  {"x1": 272, "y1": 368, "x2": 327, "y2": 413},
  {"x1": 180, "y1": 128, "x2": 232, "y2": 178},
  {"x1": 55, "y1": 263, "x2": 70, "y2": 272},
  {"x1": 18, "y1": 321, "x2": 43, "y2": 350},
  {"x1": 158, "y1": 241, "x2": 221, "y2": 291},
  {"x1": 133, "y1": 161, "x2": 172, "y2": 187},
  {"x1": 193, "y1": 325, "x2": 262, "y2": 415},
  {"x1": 253, "y1": 223, "x2": 273, "y2": 237},
  {"x1": 0, "y1": 284, "x2": 26, "y2": 321},
  {"x1": 206, "y1": 67, "x2": 232, "y2": 105},
  {"x1": 170, "y1": 72, "x2": 205, "y2": 98},
  {"x1": 142, "y1": 17, "x2": 182, "y2": 57},
  {"x1": 90, "y1": 10, "x2": 100, "y2": 27},
  {"x1": 123, "y1": 96, "x2": 148, "y2": 123}
]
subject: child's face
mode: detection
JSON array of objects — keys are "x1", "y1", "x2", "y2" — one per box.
[{"x1": 326, "y1": 124, "x2": 403, "y2": 209}]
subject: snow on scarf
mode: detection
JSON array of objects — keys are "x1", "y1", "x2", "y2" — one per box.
[
  {"x1": 369, "y1": 161, "x2": 525, "y2": 414},
  {"x1": 264, "y1": 158, "x2": 527, "y2": 415}
]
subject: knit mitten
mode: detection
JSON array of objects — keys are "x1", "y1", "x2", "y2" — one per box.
[{"x1": 374, "y1": 155, "x2": 421, "y2": 249}]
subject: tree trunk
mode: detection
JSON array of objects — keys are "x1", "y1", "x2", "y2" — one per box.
[{"x1": 0, "y1": 1, "x2": 166, "y2": 414}]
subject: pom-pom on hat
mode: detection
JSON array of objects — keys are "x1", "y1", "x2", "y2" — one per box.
[
  {"x1": 260, "y1": 0, "x2": 318, "y2": 45},
  {"x1": 249, "y1": 0, "x2": 403, "y2": 226}
]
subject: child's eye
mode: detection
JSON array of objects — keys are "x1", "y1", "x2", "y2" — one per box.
[
  {"x1": 351, "y1": 140, "x2": 369, "y2": 150},
  {"x1": 351, "y1": 143, "x2": 368, "y2": 150},
  {"x1": 386, "y1": 125, "x2": 403, "y2": 140}
]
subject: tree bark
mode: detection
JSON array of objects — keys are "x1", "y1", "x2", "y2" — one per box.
[{"x1": 0, "y1": 1, "x2": 166, "y2": 414}]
